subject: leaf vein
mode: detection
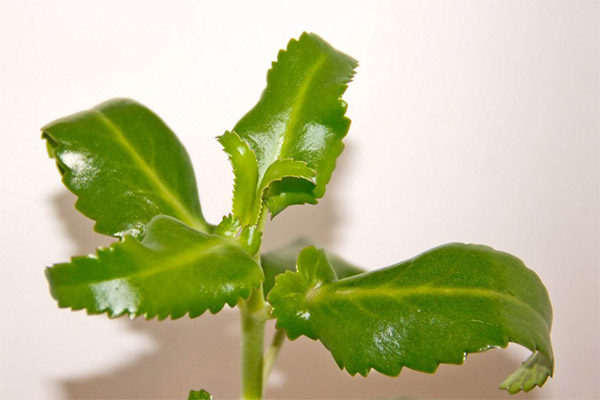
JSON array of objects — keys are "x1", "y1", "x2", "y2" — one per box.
[
  {"x1": 92, "y1": 109, "x2": 204, "y2": 230},
  {"x1": 60, "y1": 240, "x2": 231, "y2": 286},
  {"x1": 323, "y1": 286, "x2": 549, "y2": 330},
  {"x1": 278, "y1": 53, "x2": 326, "y2": 159}
]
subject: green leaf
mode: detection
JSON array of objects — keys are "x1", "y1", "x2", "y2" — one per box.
[
  {"x1": 261, "y1": 160, "x2": 316, "y2": 218},
  {"x1": 259, "y1": 158, "x2": 316, "y2": 196},
  {"x1": 233, "y1": 32, "x2": 357, "y2": 216},
  {"x1": 239, "y1": 225, "x2": 262, "y2": 257},
  {"x1": 46, "y1": 215, "x2": 264, "y2": 319},
  {"x1": 499, "y1": 351, "x2": 553, "y2": 394},
  {"x1": 188, "y1": 389, "x2": 213, "y2": 400},
  {"x1": 260, "y1": 239, "x2": 364, "y2": 295},
  {"x1": 218, "y1": 131, "x2": 316, "y2": 225},
  {"x1": 217, "y1": 131, "x2": 259, "y2": 226},
  {"x1": 42, "y1": 98, "x2": 210, "y2": 238},
  {"x1": 213, "y1": 214, "x2": 242, "y2": 238},
  {"x1": 268, "y1": 244, "x2": 553, "y2": 393}
]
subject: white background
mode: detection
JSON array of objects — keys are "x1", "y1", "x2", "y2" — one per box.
[{"x1": 1, "y1": 1, "x2": 598, "y2": 399}]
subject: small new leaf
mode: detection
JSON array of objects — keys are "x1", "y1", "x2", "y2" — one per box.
[
  {"x1": 260, "y1": 239, "x2": 364, "y2": 295},
  {"x1": 219, "y1": 131, "x2": 316, "y2": 225},
  {"x1": 500, "y1": 351, "x2": 553, "y2": 394},
  {"x1": 188, "y1": 389, "x2": 213, "y2": 400},
  {"x1": 46, "y1": 215, "x2": 264, "y2": 319},
  {"x1": 214, "y1": 214, "x2": 243, "y2": 238},
  {"x1": 233, "y1": 32, "x2": 357, "y2": 216},
  {"x1": 42, "y1": 99, "x2": 210, "y2": 238},
  {"x1": 217, "y1": 131, "x2": 260, "y2": 226},
  {"x1": 268, "y1": 244, "x2": 554, "y2": 394},
  {"x1": 239, "y1": 225, "x2": 262, "y2": 257}
]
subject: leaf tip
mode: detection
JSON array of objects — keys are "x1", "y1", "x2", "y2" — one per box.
[{"x1": 499, "y1": 351, "x2": 553, "y2": 394}]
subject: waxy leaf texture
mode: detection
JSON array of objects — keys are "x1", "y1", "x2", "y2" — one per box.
[
  {"x1": 261, "y1": 239, "x2": 364, "y2": 295},
  {"x1": 233, "y1": 33, "x2": 357, "y2": 217},
  {"x1": 268, "y1": 244, "x2": 553, "y2": 393},
  {"x1": 218, "y1": 131, "x2": 316, "y2": 226},
  {"x1": 43, "y1": 98, "x2": 210, "y2": 238},
  {"x1": 42, "y1": 32, "x2": 554, "y2": 396},
  {"x1": 46, "y1": 216, "x2": 263, "y2": 319}
]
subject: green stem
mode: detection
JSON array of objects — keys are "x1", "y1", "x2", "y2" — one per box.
[
  {"x1": 263, "y1": 328, "x2": 286, "y2": 382},
  {"x1": 239, "y1": 203, "x2": 271, "y2": 399},
  {"x1": 240, "y1": 288, "x2": 266, "y2": 400}
]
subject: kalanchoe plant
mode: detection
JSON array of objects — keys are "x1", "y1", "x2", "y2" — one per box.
[{"x1": 43, "y1": 33, "x2": 553, "y2": 399}]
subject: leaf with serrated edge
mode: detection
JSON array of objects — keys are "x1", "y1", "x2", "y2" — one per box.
[
  {"x1": 258, "y1": 158, "x2": 316, "y2": 195},
  {"x1": 42, "y1": 98, "x2": 210, "y2": 238},
  {"x1": 233, "y1": 32, "x2": 357, "y2": 216},
  {"x1": 500, "y1": 351, "x2": 553, "y2": 394},
  {"x1": 218, "y1": 131, "x2": 316, "y2": 225},
  {"x1": 268, "y1": 244, "x2": 553, "y2": 394},
  {"x1": 46, "y1": 215, "x2": 264, "y2": 319},
  {"x1": 217, "y1": 131, "x2": 259, "y2": 226},
  {"x1": 214, "y1": 214, "x2": 242, "y2": 238},
  {"x1": 261, "y1": 238, "x2": 364, "y2": 295}
]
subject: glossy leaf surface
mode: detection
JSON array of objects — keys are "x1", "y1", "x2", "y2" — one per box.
[
  {"x1": 261, "y1": 239, "x2": 364, "y2": 294},
  {"x1": 46, "y1": 216, "x2": 264, "y2": 319},
  {"x1": 219, "y1": 131, "x2": 316, "y2": 225},
  {"x1": 43, "y1": 98, "x2": 210, "y2": 238},
  {"x1": 217, "y1": 131, "x2": 259, "y2": 226},
  {"x1": 268, "y1": 244, "x2": 553, "y2": 393},
  {"x1": 233, "y1": 32, "x2": 357, "y2": 216}
]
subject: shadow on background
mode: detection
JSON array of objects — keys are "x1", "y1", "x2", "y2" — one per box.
[{"x1": 51, "y1": 145, "x2": 538, "y2": 399}]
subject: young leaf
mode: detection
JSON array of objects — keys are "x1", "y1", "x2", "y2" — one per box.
[
  {"x1": 233, "y1": 32, "x2": 357, "y2": 216},
  {"x1": 259, "y1": 159, "x2": 316, "y2": 197},
  {"x1": 268, "y1": 244, "x2": 553, "y2": 394},
  {"x1": 42, "y1": 98, "x2": 210, "y2": 238},
  {"x1": 217, "y1": 131, "x2": 259, "y2": 226},
  {"x1": 46, "y1": 215, "x2": 264, "y2": 319},
  {"x1": 261, "y1": 239, "x2": 364, "y2": 295},
  {"x1": 188, "y1": 389, "x2": 213, "y2": 400},
  {"x1": 214, "y1": 214, "x2": 243, "y2": 238},
  {"x1": 218, "y1": 131, "x2": 316, "y2": 225},
  {"x1": 500, "y1": 351, "x2": 553, "y2": 394},
  {"x1": 239, "y1": 225, "x2": 262, "y2": 257},
  {"x1": 260, "y1": 160, "x2": 317, "y2": 218}
]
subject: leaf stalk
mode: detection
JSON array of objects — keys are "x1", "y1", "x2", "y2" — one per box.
[{"x1": 263, "y1": 328, "x2": 286, "y2": 383}]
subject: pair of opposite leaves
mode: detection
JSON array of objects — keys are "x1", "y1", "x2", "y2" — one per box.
[{"x1": 43, "y1": 33, "x2": 553, "y2": 394}]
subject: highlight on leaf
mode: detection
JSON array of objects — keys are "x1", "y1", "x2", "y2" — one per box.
[
  {"x1": 233, "y1": 32, "x2": 358, "y2": 216},
  {"x1": 46, "y1": 215, "x2": 264, "y2": 319},
  {"x1": 267, "y1": 244, "x2": 554, "y2": 394},
  {"x1": 214, "y1": 214, "x2": 243, "y2": 238},
  {"x1": 42, "y1": 98, "x2": 211, "y2": 238},
  {"x1": 41, "y1": 32, "x2": 554, "y2": 398}
]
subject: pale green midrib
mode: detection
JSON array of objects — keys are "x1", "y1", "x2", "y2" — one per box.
[
  {"x1": 93, "y1": 109, "x2": 207, "y2": 231},
  {"x1": 319, "y1": 285, "x2": 549, "y2": 329},
  {"x1": 62, "y1": 241, "x2": 256, "y2": 285},
  {"x1": 277, "y1": 53, "x2": 326, "y2": 161},
  {"x1": 115, "y1": 241, "x2": 225, "y2": 282}
]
